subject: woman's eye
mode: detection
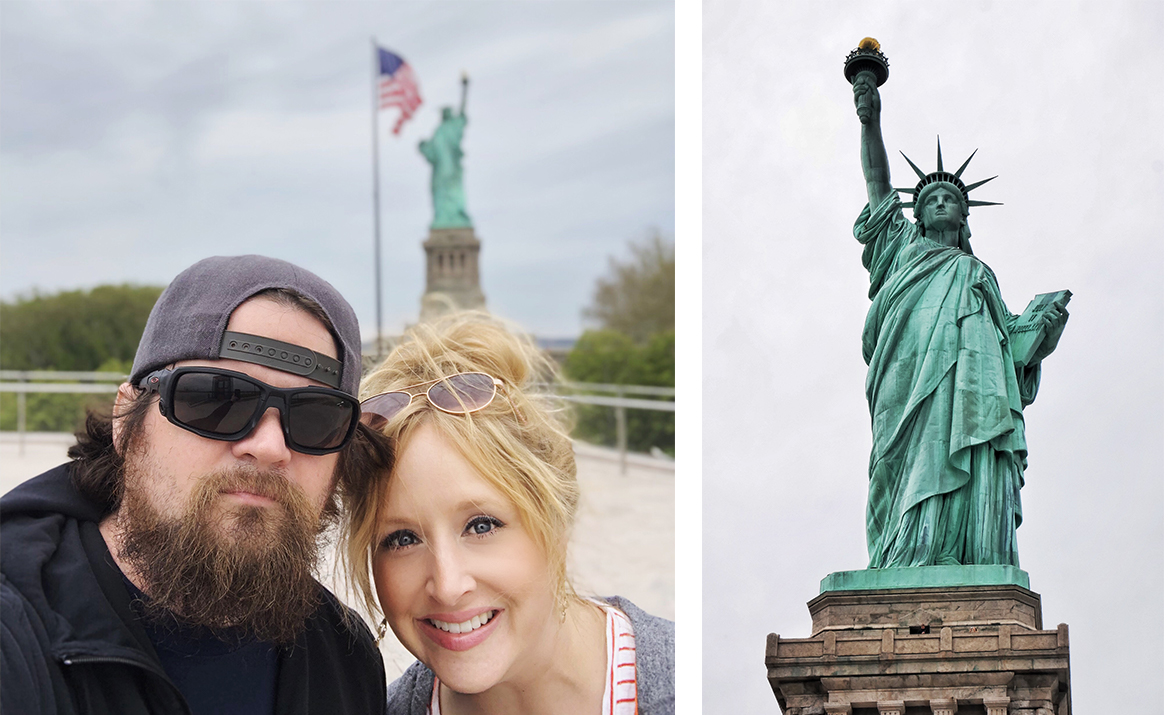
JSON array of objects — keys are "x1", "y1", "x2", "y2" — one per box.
[
  {"x1": 465, "y1": 515, "x2": 503, "y2": 537},
  {"x1": 380, "y1": 530, "x2": 420, "y2": 551}
]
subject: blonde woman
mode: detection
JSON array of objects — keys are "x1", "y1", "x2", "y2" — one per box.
[{"x1": 342, "y1": 313, "x2": 674, "y2": 715}]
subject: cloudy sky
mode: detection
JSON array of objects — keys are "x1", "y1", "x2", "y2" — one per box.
[
  {"x1": 0, "y1": 1, "x2": 673, "y2": 340},
  {"x1": 704, "y1": 2, "x2": 1161, "y2": 713}
]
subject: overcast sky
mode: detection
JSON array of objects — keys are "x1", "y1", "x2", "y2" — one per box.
[
  {"x1": 0, "y1": 1, "x2": 673, "y2": 340},
  {"x1": 704, "y1": 2, "x2": 1161, "y2": 713}
]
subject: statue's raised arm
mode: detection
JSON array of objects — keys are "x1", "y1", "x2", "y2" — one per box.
[
  {"x1": 854, "y1": 73, "x2": 893, "y2": 212},
  {"x1": 459, "y1": 72, "x2": 469, "y2": 117},
  {"x1": 846, "y1": 40, "x2": 893, "y2": 213}
]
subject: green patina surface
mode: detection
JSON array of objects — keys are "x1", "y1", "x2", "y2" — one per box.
[
  {"x1": 848, "y1": 48, "x2": 1069, "y2": 571},
  {"x1": 420, "y1": 76, "x2": 472, "y2": 230},
  {"x1": 820, "y1": 565, "x2": 1030, "y2": 593}
]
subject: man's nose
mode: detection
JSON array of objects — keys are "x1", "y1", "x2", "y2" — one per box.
[{"x1": 231, "y1": 407, "x2": 292, "y2": 469}]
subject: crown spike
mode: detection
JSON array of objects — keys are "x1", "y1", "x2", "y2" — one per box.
[
  {"x1": 902, "y1": 145, "x2": 1001, "y2": 210},
  {"x1": 900, "y1": 201, "x2": 916, "y2": 209},
  {"x1": 900, "y1": 151, "x2": 928, "y2": 182},
  {"x1": 954, "y1": 149, "x2": 978, "y2": 179},
  {"x1": 963, "y1": 175, "x2": 998, "y2": 192}
]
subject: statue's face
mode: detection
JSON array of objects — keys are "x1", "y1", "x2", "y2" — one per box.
[{"x1": 918, "y1": 187, "x2": 964, "y2": 232}]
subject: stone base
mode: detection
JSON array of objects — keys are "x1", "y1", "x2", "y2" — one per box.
[
  {"x1": 767, "y1": 584, "x2": 1071, "y2": 715},
  {"x1": 420, "y1": 226, "x2": 486, "y2": 322},
  {"x1": 419, "y1": 288, "x2": 486, "y2": 322}
]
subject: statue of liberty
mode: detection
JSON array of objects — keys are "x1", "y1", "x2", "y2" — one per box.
[
  {"x1": 419, "y1": 74, "x2": 472, "y2": 229},
  {"x1": 847, "y1": 41, "x2": 1069, "y2": 570}
]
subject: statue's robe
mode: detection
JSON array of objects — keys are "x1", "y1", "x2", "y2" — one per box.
[
  {"x1": 855, "y1": 191, "x2": 1040, "y2": 568},
  {"x1": 419, "y1": 113, "x2": 471, "y2": 229}
]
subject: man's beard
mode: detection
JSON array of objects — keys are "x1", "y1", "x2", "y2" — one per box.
[{"x1": 115, "y1": 459, "x2": 326, "y2": 645}]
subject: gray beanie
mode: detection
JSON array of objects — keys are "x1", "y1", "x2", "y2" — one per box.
[{"x1": 130, "y1": 255, "x2": 363, "y2": 396}]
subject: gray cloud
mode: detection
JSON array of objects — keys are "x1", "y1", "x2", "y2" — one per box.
[{"x1": 1, "y1": 1, "x2": 673, "y2": 339}]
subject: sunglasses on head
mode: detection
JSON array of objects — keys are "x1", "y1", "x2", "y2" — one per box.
[
  {"x1": 139, "y1": 366, "x2": 360, "y2": 455},
  {"x1": 359, "y1": 372, "x2": 517, "y2": 431}
]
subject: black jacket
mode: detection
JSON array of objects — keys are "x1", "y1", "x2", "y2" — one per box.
[{"x1": 0, "y1": 464, "x2": 385, "y2": 715}]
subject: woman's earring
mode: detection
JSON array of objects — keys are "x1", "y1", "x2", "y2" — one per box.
[{"x1": 376, "y1": 618, "x2": 388, "y2": 645}]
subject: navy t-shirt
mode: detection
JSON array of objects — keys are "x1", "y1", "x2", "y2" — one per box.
[{"x1": 123, "y1": 577, "x2": 280, "y2": 715}]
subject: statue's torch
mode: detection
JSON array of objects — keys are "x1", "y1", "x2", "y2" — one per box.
[{"x1": 844, "y1": 38, "x2": 889, "y2": 124}]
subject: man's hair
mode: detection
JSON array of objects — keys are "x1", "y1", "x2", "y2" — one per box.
[
  {"x1": 68, "y1": 390, "x2": 154, "y2": 512},
  {"x1": 69, "y1": 287, "x2": 391, "y2": 516}
]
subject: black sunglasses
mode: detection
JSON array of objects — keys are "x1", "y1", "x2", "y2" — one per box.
[{"x1": 139, "y1": 366, "x2": 360, "y2": 455}]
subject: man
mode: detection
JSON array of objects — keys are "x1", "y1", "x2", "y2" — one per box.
[
  {"x1": 850, "y1": 70, "x2": 1068, "y2": 568},
  {"x1": 1, "y1": 255, "x2": 391, "y2": 715}
]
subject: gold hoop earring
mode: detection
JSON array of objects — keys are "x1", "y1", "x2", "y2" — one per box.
[{"x1": 376, "y1": 618, "x2": 388, "y2": 645}]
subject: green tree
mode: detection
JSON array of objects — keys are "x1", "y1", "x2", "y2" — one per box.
[
  {"x1": 1, "y1": 284, "x2": 163, "y2": 370},
  {"x1": 566, "y1": 230, "x2": 675, "y2": 455},
  {"x1": 583, "y1": 231, "x2": 673, "y2": 342},
  {"x1": 563, "y1": 329, "x2": 674, "y2": 454},
  {"x1": 563, "y1": 330, "x2": 634, "y2": 449},
  {"x1": 564, "y1": 330, "x2": 637, "y2": 384},
  {"x1": 1, "y1": 285, "x2": 161, "y2": 432},
  {"x1": 623, "y1": 330, "x2": 673, "y2": 452}
]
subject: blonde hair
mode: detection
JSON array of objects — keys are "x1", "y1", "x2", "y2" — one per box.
[{"x1": 341, "y1": 312, "x2": 579, "y2": 619}]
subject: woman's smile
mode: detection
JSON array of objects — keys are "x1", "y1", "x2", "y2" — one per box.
[
  {"x1": 426, "y1": 608, "x2": 498, "y2": 634},
  {"x1": 418, "y1": 608, "x2": 503, "y2": 652}
]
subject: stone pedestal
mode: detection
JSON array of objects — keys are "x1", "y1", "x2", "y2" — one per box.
[
  {"x1": 420, "y1": 226, "x2": 486, "y2": 322},
  {"x1": 766, "y1": 584, "x2": 1071, "y2": 715}
]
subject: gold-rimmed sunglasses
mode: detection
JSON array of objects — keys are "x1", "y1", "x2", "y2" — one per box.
[{"x1": 359, "y1": 372, "x2": 521, "y2": 430}]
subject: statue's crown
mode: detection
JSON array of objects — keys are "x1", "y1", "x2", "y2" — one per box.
[{"x1": 897, "y1": 138, "x2": 1001, "y2": 210}]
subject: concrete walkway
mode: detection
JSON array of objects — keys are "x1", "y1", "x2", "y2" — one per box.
[{"x1": 0, "y1": 432, "x2": 674, "y2": 678}]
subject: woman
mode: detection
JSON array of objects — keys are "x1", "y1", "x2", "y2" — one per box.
[{"x1": 342, "y1": 313, "x2": 674, "y2": 715}]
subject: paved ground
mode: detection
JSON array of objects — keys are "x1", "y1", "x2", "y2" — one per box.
[{"x1": 0, "y1": 432, "x2": 674, "y2": 678}]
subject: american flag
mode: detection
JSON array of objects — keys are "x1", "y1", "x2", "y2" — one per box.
[{"x1": 377, "y1": 47, "x2": 421, "y2": 135}]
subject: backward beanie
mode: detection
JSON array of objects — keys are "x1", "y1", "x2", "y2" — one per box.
[{"x1": 129, "y1": 255, "x2": 363, "y2": 396}]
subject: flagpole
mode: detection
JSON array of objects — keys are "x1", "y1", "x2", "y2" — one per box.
[{"x1": 370, "y1": 38, "x2": 385, "y2": 357}]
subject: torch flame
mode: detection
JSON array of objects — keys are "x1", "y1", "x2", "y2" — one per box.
[{"x1": 859, "y1": 37, "x2": 880, "y2": 51}]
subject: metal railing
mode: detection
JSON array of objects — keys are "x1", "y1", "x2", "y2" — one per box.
[
  {"x1": 0, "y1": 371, "x2": 124, "y2": 456},
  {"x1": 550, "y1": 381, "x2": 674, "y2": 475},
  {"x1": 0, "y1": 372, "x2": 675, "y2": 472}
]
